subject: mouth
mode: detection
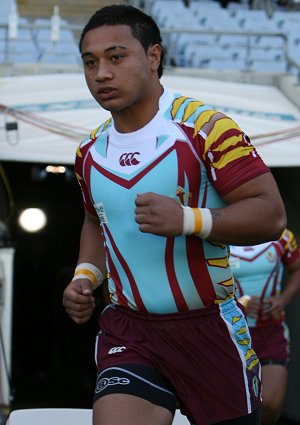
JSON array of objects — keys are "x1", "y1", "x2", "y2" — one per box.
[{"x1": 97, "y1": 87, "x2": 117, "y2": 100}]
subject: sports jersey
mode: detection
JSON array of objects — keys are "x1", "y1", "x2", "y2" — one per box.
[
  {"x1": 75, "y1": 87, "x2": 269, "y2": 314},
  {"x1": 229, "y1": 229, "x2": 300, "y2": 327}
]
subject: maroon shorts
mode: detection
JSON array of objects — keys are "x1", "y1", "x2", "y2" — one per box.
[
  {"x1": 250, "y1": 322, "x2": 290, "y2": 365},
  {"x1": 95, "y1": 299, "x2": 261, "y2": 425}
]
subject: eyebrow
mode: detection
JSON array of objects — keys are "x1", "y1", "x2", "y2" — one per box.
[{"x1": 81, "y1": 45, "x2": 127, "y2": 58}]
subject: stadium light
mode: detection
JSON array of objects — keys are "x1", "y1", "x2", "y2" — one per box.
[{"x1": 18, "y1": 208, "x2": 47, "y2": 233}]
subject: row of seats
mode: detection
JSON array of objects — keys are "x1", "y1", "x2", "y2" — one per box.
[
  {"x1": 0, "y1": 15, "x2": 81, "y2": 64},
  {"x1": 0, "y1": 0, "x2": 299, "y2": 73},
  {"x1": 150, "y1": 0, "x2": 300, "y2": 72}
]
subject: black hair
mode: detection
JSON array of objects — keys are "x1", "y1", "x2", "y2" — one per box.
[{"x1": 79, "y1": 4, "x2": 165, "y2": 78}]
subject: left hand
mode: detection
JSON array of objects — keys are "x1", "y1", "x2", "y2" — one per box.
[
  {"x1": 63, "y1": 279, "x2": 95, "y2": 324},
  {"x1": 135, "y1": 192, "x2": 183, "y2": 237}
]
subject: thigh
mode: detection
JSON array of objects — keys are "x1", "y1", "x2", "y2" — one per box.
[
  {"x1": 250, "y1": 323, "x2": 290, "y2": 364},
  {"x1": 93, "y1": 393, "x2": 173, "y2": 425},
  {"x1": 165, "y1": 300, "x2": 261, "y2": 424},
  {"x1": 93, "y1": 364, "x2": 177, "y2": 414},
  {"x1": 261, "y1": 364, "x2": 288, "y2": 408}
]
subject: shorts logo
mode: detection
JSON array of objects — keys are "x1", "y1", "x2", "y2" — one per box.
[
  {"x1": 108, "y1": 346, "x2": 126, "y2": 354},
  {"x1": 95, "y1": 376, "x2": 130, "y2": 393},
  {"x1": 93, "y1": 202, "x2": 108, "y2": 224},
  {"x1": 119, "y1": 152, "x2": 140, "y2": 166},
  {"x1": 252, "y1": 375, "x2": 259, "y2": 398}
]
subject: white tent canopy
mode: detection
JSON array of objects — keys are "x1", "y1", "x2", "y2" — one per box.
[{"x1": 1, "y1": 72, "x2": 300, "y2": 166}]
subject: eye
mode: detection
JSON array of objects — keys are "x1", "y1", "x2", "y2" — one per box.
[
  {"x1": 83, "y1": 58, "x2": 96, "y2": 67},
  {"x1": 111, "y1": 54, "x2": 124, "y2": 62}
]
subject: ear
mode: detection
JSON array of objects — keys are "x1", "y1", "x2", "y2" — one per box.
[{"x1": 148, "y1": 44, "x2": 162, "y2": 72}]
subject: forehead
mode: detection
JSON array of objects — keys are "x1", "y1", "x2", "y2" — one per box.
[{"x1": 81, "y1": 24, "x2": 141, "y2": 53}]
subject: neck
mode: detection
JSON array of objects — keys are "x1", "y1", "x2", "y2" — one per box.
[{"x1": 112, "y1": 83, "x2": 164, "y2": 133}]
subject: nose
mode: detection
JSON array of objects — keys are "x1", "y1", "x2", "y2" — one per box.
[{"x1": 95, "y1": 60, "x2": 113, "y2": 82}]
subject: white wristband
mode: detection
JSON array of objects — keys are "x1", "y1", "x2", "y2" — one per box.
[
  {"x1": 238, "y1": 295, "x2": 252, "y2": 307},
  {"x1": 194, "y1": 208, "x2": 213, "y2": 239},
  {"x1": 72, "y1": 262, "x2": 104, "y2": 289},
  {"x1": 182, "y1": 206, "x2": 195, "y2": 235},
  {"x1": 182, "y1": 206, "x2": 213, "y2": 239}
]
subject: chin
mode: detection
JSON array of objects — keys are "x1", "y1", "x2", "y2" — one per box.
[{"x1": 98, "y1": 100, "x2": 124, "y2": 113}]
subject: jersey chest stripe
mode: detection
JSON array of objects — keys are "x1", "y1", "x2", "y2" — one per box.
[
  {"x1": 106, "y1": 248, "x2": 129, "y2": 307},
  {"x1": 105, "y1": 225, "x2": 147, "y2": 312},
  {"x1": 165, "y1": 238, "x2": 189, "y2": 311},
  {"x1": 187, "y1": 238, "x2": 216, "y2": 305},
  {"x1": 88, "y1": 145, "x2": 176, "y2": 189},
  {"x1": 261, "y1": 264, "x2": 279, "y2": 300},
  {"x1": 176, "y1": 141, "x2": 202, "y2": 207}
]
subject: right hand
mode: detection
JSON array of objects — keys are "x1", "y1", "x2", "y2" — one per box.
[{"x1": 63, "y1": 278, "x2": 95, "y2": 324}]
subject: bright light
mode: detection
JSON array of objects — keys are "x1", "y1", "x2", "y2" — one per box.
[
  {"x1": 45, "y1": 165, "x2": 66, "y2": 174},
  {"x1": 18, "y1": 208, "x2": 47, "y2": 232}
]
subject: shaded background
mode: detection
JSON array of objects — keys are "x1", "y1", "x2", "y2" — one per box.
[{"x1": 1, "y1": 161, "x2": 104, "y2": 410}]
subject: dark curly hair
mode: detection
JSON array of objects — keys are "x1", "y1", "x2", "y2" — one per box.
[{"x1": 79, "y1": 4, "x2": 165, "y2": 78}]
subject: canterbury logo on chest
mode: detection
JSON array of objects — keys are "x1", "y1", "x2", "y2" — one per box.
[{"x1": 119, "y1": 152, "x2": 141, "y2": 166}]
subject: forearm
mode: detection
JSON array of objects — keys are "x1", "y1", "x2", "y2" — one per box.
[
  {"x1": 207, "y1": 173, "x2": 286, "y2": 245},
  {"x1": 135, "y1": 173, "x2": 286, "y2": 244},
  {"x1": 77, "y1": 211, "x2": 107, "y2": 275},
  {"x1": 208, "y1": 198, "x2": 285, "y2": 245}
]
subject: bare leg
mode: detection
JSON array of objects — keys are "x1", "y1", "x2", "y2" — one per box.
[
  {"x1": 261, "y1": 364, "x2": 288, "y2": 425},
  {"x1": 93, "y1": 393, "x2": 174, "y2": 425}
]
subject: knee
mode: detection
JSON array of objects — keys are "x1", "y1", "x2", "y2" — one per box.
[{"x1": 262, "y1": 398, "x2": 282, "y2": 425}]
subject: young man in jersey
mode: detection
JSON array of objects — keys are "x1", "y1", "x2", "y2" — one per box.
[
  {"x1": 230, "y1": 229, "x2": 300, "y2": 425},
  {"x1": 62, "y1": 5, "x2": 287, "y2": 425}
]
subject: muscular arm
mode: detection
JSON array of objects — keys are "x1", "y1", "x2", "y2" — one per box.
[
  {"x1": 135, "y1": 172, "x2": 286, "y2": 245},
  {"x1": 63, "y1": 211, "x2": 107, "y2": 324},
  {"x1": 209, "y1": 172, "x2": 286, "y2": 245}
]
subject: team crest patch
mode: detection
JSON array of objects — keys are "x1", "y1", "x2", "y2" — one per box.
[
  {"x1": 94, "y1": 202, "x2": 108, "y2": 224},
  {"x1": 266, "y1": 252, "x2": 275, "y2": 263}
]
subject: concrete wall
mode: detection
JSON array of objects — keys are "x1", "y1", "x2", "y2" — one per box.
[{"x1": 16, "y1": 0, "x2": 125, "y2": 21}]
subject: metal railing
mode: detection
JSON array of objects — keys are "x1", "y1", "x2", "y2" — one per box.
[
  {"x1": 161, "y1": 28, "x2": 300, "y2": 80},
  {"x1": 0, "y1": 20, "x2": 299, "y2": 81}
]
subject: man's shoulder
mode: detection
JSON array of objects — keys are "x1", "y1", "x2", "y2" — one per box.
[
  {"x1": 77, "y1": 118, "x2": 112, "y2": 154},
  {"x1": 164, "y1": 90, "x2": 226, "y2": 127},
  {"x1": 88, "y1": 117, "x2": 112, "y2": 142},
  {"x1": 79, "y1": 118, "x2": 111, "y2": 148}
]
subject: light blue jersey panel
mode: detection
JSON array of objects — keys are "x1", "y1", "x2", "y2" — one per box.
[
  {"x1": 230, "y1": 244, "x2": 284, "y2": 299},
  {"x1": 90, "y1": 150, "x2": 193, "y2": 313},
  {"x1": 230, "y1": 243, "x2": 284, "y2": 327}
]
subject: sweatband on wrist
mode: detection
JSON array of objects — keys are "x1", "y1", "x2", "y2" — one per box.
[
  {"x1": 238, "y1": 295, "x2": 252, "y2": 307},
  {"x1": 72, "y1": 262, "x2": 104, "y2": 289},
  {"x1": 182, "y1": 206, "x2": 213, "y2": 239}
]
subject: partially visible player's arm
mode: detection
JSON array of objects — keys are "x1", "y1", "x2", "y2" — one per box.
[
  {"x1": 63, "y1": 211, "x2": 107, "y2": 324},
  {"x1": 263, "y1": 255, "x2": 300, "y2": 320},
  {"x1": 135, "y1": 172, "x2": 286, "y2": 245}
]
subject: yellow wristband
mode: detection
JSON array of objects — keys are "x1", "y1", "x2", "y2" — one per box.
[
  {"x1": 74, "y1": 268, "x2": 98, "y2": 287},
  {"x1": 72, "y1": 262, "x2": 104, "y2": 289},
  {"x1": 182, "y1": 206, "x2": 213, "y2": 239},
  {"x1": 193, "y1": 208, "x2": 203, "y2": 234}
]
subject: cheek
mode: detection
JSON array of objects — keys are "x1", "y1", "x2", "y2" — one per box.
[{"x1": 85, "y1": 74, "x2": 95, "y2": 90}]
